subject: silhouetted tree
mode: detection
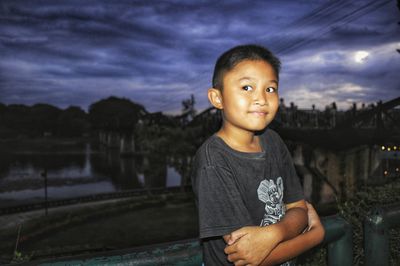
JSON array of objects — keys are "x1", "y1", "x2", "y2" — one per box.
[
  {"x1": 180, "y1": 94, "x2": 197, "y2": 125},
  {"x1": 0, "y1": 103, "x2": 5, "y2": 113},
  {"x1": 0, "y1": 103, "x2": 10, "y2": 138},
  {"x1": 182, "y1": 94, "x2": 196, "y2": 113},
  {"x1": 30, "y1": 103, "x2": 62, "y2": 136},
  {"x1": 88, "y1": 96, "x2": 147, "y2": 131},
  {"x1": 2, "y1": 104, "x2": 34, "y2": 137},
  {"x1": 0, "y1": 103, "x2": 6, "y2": 125},
  {"x1": 57, "y1": 106, "x2": 88, "y2": 137}
]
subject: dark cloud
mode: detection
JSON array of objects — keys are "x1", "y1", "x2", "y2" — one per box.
[{"x1": 0, "y1": 0, "x2": 399, "y2": 112}]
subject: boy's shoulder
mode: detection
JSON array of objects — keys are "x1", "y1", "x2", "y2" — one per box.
[
  {"x1": 262, "y1": 128, "x2": 284, "y2": 147},
  {"x1": 193, "y1": 134, "x2": 224, "y2": 168},
  {"x1": 262, "y1": 127, "x2": 280, "y2": 140},
  {"x1": 261, "y1": 128, "x2": 288, "y2": 157}
]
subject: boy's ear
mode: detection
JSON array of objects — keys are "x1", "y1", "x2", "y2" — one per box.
[{"x1": 208, "y1": 88, "x2": 223, "y2": 109}]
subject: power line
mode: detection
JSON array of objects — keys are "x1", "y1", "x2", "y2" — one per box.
[
  {"x1": 290, "y1": 0, "x2": 350, "y2": 27},
  {"x1": 160, "y1": 0, "x2": 393, "y2": 111},
  {"x1": 257, "y1": 0, "x2": 351, "y2": 51},
  {"x1": 278, "y1": 0, "x2": 390, "y2": 54},
  {"x1": 275, "y1": 0, "x2": 392, "y2": 55},
  {"x1": 161, "y1": 3, "x2": 352, "y2": 103}
]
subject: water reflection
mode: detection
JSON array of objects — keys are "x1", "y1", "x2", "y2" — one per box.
[{"x1": 0, "y1": 143, "x2": 182, "y2": 206}]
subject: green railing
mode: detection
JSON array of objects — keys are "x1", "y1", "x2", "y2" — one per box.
[
  {"x1": 364, "y1": 202, "x2": 400, "y2": 266},
  {"x1": 35, "y1": 215, "x2": 352, "y2": 266},
  {"x1": 321, "y1": 215, "x2": 353, "y2": 266}
]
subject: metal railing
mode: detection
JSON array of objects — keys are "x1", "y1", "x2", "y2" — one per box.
[
  {"x1": 321, "y1": 215, "x2": 353, "y2": 266},
  {"x1": 364, "y1": 202, "x2": 400, "y2": 266},
  {"x1": 0, "y1": 186, "x2": 193, "y2": 216},
  {"x1": 34, "y1": 215, "x2": 352, "y2": 266}
]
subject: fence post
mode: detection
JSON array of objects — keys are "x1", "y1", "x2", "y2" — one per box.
[
  {"x1": 364, "y1": 202, "x2": 400, "y2": 266},
  {"x1": 321, "y1": 215, "x2": 353, "y2": 266}
]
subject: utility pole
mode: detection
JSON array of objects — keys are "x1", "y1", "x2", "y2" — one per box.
[{"x1": 41, "y1": 169, "x2": 48, "y2": 216}]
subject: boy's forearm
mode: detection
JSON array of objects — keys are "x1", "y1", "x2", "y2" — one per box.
[
  {"x1": 260, "y1": 221, "x2": 325, "y2": 266},
  {"x1": 274, "y1": 206, "x2": 308, "y2": 242},
  {"x1": 222, "y1": 201, "x2": 308, "y2": 265}
]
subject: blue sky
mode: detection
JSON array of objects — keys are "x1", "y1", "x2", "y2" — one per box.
[{"x1": 0, "y1": 0, "x2": 399, "y2": 113}]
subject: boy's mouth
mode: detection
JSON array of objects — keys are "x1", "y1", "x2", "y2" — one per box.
[{"x1": 248, "y1": 110, "x2": 268, "y2": 116}]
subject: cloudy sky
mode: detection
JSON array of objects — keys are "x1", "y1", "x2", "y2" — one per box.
[{"x1": 0, "y1": 0, "x2": 399, "y2": 113}]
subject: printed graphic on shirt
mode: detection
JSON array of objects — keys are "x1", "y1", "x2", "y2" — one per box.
[{"x1": 257, "y1": 177, "x2": 286, "y2": 226}]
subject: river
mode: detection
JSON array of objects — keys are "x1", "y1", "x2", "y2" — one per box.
[{"x1": 0, "y1": 140, "x2": 182, "y2": 208}]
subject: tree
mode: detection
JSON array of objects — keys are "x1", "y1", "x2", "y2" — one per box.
[
  {"x1": 180, "y1": 94, "x2": 197, "y2": 125},
  {"x1": 3, "y1": 104, "x2": 34, "y2": 137},
  {"x1": 30, "y1": 103, "x2": 62, "y2": 136},
  {"x1": 88, "y1": 96, "x2": 147, "y2": 131},
  {"x1": 57, "y1": 106, "x2": 89, "y2": 137}
]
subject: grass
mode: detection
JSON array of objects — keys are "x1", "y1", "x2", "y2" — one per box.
[{"x1": 0, "y1": 192, "x2": 198, "y2": 263}]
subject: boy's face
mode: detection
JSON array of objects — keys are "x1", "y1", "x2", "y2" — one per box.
[{"x1": 214, "y1": 59, "x2": 279, "y2": 133}]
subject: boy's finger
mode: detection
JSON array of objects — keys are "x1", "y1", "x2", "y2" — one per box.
[
  {"x1": 227, "y1": 236, "x2": 236, "y2": 245},
  {"x1": 233, "y1": 259, "x2": 248, "y2": 266},
  {"x1": 223, "y1": 234, "x2": 231, "y2": 244},
  {"x1": 228, "y1": 228, "x2": 248, "y2": 245},
  {"x1": 227, "y1": 252, "x2": 242, "y2": 262},
  {"x1": 224, "y1": 242, "x2": 238, "y2": 254}
]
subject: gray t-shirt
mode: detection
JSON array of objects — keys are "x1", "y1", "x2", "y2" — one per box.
[{"x1": 191, "y1": 128, "x2": 304, "y2": 265}]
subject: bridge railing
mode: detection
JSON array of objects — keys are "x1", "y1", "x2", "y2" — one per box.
[
  {"x1": 321, "y1": 215, "x2": 353, "y2": 266},
  {"x1": 364, "y1": 202, "x2": 400, "y2": 266},
  {"x1": 0, "y1": 186, "x2": 193, "y2": 216},
  {"x1": 36, "y1": 215, "x2": 352, "y2": 266}
]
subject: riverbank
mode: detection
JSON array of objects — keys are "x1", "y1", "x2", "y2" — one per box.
[
  {"x1": 0, "y1": 137, "x2": 96, "y2": 153},
  {"x1": 0, "y1": 192, "x2": 198, "y2": 264}
]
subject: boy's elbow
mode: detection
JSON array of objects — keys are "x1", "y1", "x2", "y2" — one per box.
[{"x1": 317, "y1": 224, "x2": 325, "y2": 244}]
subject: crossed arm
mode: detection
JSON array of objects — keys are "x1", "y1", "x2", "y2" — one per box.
[{"x1": 223, "y1": 200, "x2": 325, "y2": 266}]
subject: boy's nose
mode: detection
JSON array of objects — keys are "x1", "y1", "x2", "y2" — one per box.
[{"x1": 254, "y1": 89, "x2": 268, "y2": 106}]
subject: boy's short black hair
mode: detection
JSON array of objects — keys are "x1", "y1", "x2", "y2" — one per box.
[{"x1": 212, "y1": 44, "x2": 281, "y2": 90}]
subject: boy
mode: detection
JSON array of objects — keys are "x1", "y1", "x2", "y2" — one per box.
[{"x1": 191, "y1": 44, "x2": 325, "y2": 265}]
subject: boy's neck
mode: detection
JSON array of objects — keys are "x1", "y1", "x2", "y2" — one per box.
[{"x1": 216, "y1": 127, "x2": 262, "y2": 153}]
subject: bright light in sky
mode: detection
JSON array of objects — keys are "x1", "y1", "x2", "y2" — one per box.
[{"x1": 354, "y1": 51, "x2": 369, "y2": 63}]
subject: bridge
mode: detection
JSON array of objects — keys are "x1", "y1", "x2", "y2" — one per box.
[{"x1": 277, "y1": 96, "x2": 400, "y2": 149}]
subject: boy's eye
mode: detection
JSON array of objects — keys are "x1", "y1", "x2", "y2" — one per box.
[
  {"x1": 266, "y1": 87, "x2": 277, "y2": 93},
  {"x1": 242, "y1": 85, "x2": 253, "y2": 91}
]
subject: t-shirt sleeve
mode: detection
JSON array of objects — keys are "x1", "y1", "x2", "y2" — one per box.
[{"x1": 193, "y1": 165, "x2": 253, "y2": 239}]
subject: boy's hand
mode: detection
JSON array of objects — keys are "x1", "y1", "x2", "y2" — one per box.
[{"x1": 224, "y1": 225, "x2": 281, "y2": 266}]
